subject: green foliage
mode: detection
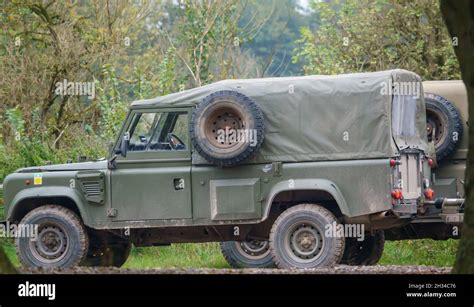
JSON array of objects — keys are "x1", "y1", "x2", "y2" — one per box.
[
  {"x1": 157, "y1": 47, "x2": 177, "y2": 96},
  {"x1": 5, "y1": 108, "x2": 25, "y2": 136},
  {"x1": 0, "y1": 134, "x2": 106, "y2": 183},
  {"x1": 239, "y1": 0, "x2": 317, "y2": 76},
  {"x1": 293, "y1": 0, "x2": 460, "y2": 80}
]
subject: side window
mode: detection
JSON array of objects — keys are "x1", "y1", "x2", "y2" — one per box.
[
  {"x1": 392, "y1": 95, "x2": 417, "y2": 137},
  {"x1": 170, "y1": 113, "x2": 189, "y2": 149},
  {"x1": 128, "y1": 113, "x2": 161, "y2": 151},
  {"x1": 128, "y1": 111, "x2": 188, "y2": 152}
]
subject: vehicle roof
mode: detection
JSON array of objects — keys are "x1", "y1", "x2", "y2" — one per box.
[
  {"x1": 131, "y1": 69, "x2": 416, "y2": 108},
  {"x1": 131, "y1": 69, "x2": 427, "y2": 164}
]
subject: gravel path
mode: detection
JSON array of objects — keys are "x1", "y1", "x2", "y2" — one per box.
[{"x1": 20, "y1": 265, "x2": 452, "y2": 275}]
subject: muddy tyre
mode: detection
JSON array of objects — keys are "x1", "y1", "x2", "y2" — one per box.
[
  {"x1": 425, "y1": 93, "x2": 463, "y2": 163},
  {"x1": 341, "y1": 230, "x2": 384, "y2": 266},
  {"x1": 15, "y1": 205, "x2": 88, "y2": 269},
  {"x1": 191, "y1": 90, "x2": 265, "y2": 167},
  {"x1": 269, "y1": 204, "x2": 345, "y2": 269},
  {"x1": 220, "y1": 240, "x2": 275, "y2": 268},
  {"x1": 81, "y1": 230, "x2": 131, "y2": 267}
]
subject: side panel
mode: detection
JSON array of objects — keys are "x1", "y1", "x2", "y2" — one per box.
[
  {"x1": 191, "y1": 158, "x2": 392, "y2": 225},
  {"x1": 210, "y1": 178, "x2": 261, "y2": 220}
]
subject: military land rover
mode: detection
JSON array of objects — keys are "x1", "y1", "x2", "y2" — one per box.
[
  {"x1": 3, "y1": 69, "x2": 437, "y2": 269},
  {"x1": 385, "y1": 80, "x2": 466, "y2": 241}
]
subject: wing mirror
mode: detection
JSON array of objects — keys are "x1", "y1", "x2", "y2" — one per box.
[{"x1": 115, "y1": 132, "x2": 130, "y2": 158}]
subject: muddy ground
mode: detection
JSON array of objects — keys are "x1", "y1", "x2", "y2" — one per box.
[{"x1": 20, "y1": 265, "x2": 451, "y2": 274}]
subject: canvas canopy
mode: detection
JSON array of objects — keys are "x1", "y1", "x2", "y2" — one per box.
[{"x1": 132, "y1": 69, "x2": 428, "y2": 164}]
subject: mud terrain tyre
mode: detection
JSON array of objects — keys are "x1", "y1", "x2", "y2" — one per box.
[
  {"x1": 341, "y1": 230, "x2": 384, "y2": 265},
  {"x1": 15, "y1": 205, "x2": 88, "y2": 269},
  {"x1": 81, "y1": 229, "x2": 131, "y2": 267},
  {"x1": 269, "y1": 204, "x2": 345, "y2": 269},
  {"x1": 191, "y1": 90, "x2": 265, "y2": 167},
  {"x1": 425, "y1": 93, "x2": 463, "y2": 162},
  {"x1": 220, "y1": 240, "x2": 275, "y2": 268}
]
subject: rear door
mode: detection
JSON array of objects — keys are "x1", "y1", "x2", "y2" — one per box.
[{"x1": 391, "y1": 93, "x2": 429, "y2": 204}]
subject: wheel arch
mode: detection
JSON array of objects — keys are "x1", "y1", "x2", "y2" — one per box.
[
  {"x1": 7, "y1": 187, "x2": 90, "y2": 226},
  {"x1": 263, "y1": 179, "x2": 350, "y2": 219}
]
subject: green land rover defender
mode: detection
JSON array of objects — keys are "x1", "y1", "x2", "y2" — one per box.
[{"x1": 3, "y1": 69, "x2": 440, "y2": 269}]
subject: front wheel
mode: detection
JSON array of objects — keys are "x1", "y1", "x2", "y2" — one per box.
[
  {"x1": 220, "y1": 240, "x2": 275, "y2": 268},
  {"x1": 270, "y1": 204, "x2": 345, "y2": 269},
  {"x1": 15, "y1": 205, "x2": 89, "y2": 269}
]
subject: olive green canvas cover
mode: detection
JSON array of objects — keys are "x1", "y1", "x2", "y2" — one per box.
[{"x1": 132, "y1": 69, "x2": 428, "y2": 164}]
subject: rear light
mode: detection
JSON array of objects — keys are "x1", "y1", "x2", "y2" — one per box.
[
  {"x1": 390, "y1": 158, "x2": 401, "y2": 168},
  {"x1": 424, "y1": 188, "x2": 434, "y2": 200},
  {"x1": 391, "y1": 189, "x2": 403, "y2": 200},
  {"x1": 427, "y1": 158, "x2": 434, "y2": 168}
]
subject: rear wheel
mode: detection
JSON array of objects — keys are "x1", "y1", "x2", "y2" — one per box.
[
  {"x1": 341, "y1": 230, "x2": 384, "y2": 266},
  {"x1": 269, "y1": 204, "x2": 345, "y2": 269},
  {"x1": 81, "y1": 229, "x2": 131, "y2": 267},
  {"x1": 220, "y1": 240, "x2": 275, "y2": 268},
  {"x1": 15, "y1": 205, "x2": 88, "y2": 269}
]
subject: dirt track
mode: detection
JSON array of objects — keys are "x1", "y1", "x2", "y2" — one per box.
[{"x1": 20, "y1": 265, "x2": 451, "y2": 274}]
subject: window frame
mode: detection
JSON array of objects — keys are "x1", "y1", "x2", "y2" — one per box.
[{"x1": 114, "y1": 107, "x2": 192, "y2": 161}]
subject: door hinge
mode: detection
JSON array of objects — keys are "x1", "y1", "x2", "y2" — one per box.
[
  {"x1": 272, "y1": 162, "x2": 282, "y2": 177},
  {"x1": 107, "y1": 208, "x2": 118, "y2": 217}
]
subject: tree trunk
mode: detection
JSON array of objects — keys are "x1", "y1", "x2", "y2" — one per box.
[
  {"x1": 440, "y1": 0, "x2": 474, "y2": 273},
  {"x1": 0, "y1": 248, "x2": 17, "y2": 274}
]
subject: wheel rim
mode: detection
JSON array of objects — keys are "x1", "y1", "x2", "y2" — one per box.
[
  {"x1": 205, "y1": 104, "x2": 247, "y2": 151},
  {"x1": 29, "y1": 223, "x2": 69, "y2": 264},
  {"x1": 426, "y1": 108, "x2": 448, "y2": 147},
  {"x1": 235, "y1": 240, "x2": 270, "y2": 260},
  {"x1": 285, "y1": 222, "x2": 324, "y2": 263}
]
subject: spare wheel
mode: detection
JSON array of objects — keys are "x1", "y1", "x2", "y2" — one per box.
[
  {"x1": 424, "y1": 93, "x2": 463, "y2": 163},
  {"x1": 191, "y1": 90, "x2": 265, "y2": 167}
]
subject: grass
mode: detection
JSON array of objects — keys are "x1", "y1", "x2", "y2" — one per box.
[
  {"x1": 0, "y1": 206, "x2": 458, "y2": 269},
  {"x1": 122, "y1": 239, "x2": 458, "y2": 269},
  {"x1": 380, "y1": 239, "x2": 458, "y2": 267},
  {"x1": 123, "y1": 243, "x2": 230, "y2": 269}
]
